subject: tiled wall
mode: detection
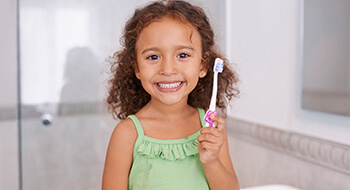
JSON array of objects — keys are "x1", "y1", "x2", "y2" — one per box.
[{"x1": 227, "y1": 117, "x2": 350, "y2": 190}]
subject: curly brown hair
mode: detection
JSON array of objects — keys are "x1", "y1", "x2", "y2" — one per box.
[{"x1": 107, "y1": 0, "x2": 239, "y2": 120}]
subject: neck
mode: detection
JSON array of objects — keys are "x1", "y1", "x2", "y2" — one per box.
[{"x1": 145, "y1": 98, "x2": 193, "y2": 119}]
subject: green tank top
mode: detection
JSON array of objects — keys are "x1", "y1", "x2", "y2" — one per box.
[{"x1": 127, "y1": 108, "x2": 209, "y2": 190}]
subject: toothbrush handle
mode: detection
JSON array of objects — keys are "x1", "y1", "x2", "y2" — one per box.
[
  {"x1": 204, "y1": 110, "x2": 217, "y2": 127},
  {"x1": 209, "y1": 72, "x2": 218, "y2": 111},
  {"x1": 204, "y1": 72, "x2": 219, "y2": 127}
]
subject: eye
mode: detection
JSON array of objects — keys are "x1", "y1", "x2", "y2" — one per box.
[
  {"x1": 147, "y1": 55, "x2": 160, "y2": 60},
  {"x1": 177, "y1": 53, "x2": 189, "y2": 58}
]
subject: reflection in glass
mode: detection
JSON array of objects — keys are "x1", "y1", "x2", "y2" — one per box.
[{"x1": 302, "y1": 0, "x2": 350, "y2": 117}]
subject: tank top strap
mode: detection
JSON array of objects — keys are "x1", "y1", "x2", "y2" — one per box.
[
  {"x1": 197, "y1": 108, "x2": 206, "y2": 128},
  {"x1": 127, "y1": 115, "x2": 145, "y2": 161},
  {"x1": 127, "y1": 115, "x2": 145, "y2": 137}
]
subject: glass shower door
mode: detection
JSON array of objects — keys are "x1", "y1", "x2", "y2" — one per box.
[
  {"x1": 19, "y1": 0, "x2": 138, "y2": 189},
  {"x1": 19, "y1": 0, "x2": 226, "y2": 189}
]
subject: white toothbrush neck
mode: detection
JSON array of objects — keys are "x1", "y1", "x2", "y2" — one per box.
[{"x1": 209, "y1": 72, "x2": 218, "y2": 111}]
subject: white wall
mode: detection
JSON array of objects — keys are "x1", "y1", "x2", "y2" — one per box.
[
  {"x1": 228, "y1": 0, "x2": 296, "y2": 129},
  {"x1": 227, "y1": 0, "x2": 350, "y2": 146}
]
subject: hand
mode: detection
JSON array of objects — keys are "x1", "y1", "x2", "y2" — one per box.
[{"x1": 197, "y1": 113, "x2": 226, "y2": 165}]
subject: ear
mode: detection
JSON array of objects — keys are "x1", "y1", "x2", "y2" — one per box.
[
  {"x1": 199, "y1": 66, "x2": 207, "y2": 78},
  {"x1": 135, "y1": 65, "x2": 140, "y2": 79}
]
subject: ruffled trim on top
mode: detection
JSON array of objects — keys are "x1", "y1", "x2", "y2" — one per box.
[{"x1": 137, "y1": 138, "x2": 199, "y2": 161}]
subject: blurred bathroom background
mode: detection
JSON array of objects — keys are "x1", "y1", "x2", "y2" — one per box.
[{"x1": 0, "y1": 0, "x2": 349, "y2": 190}]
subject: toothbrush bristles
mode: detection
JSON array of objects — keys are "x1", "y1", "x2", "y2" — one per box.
[{"x1": 214, "y1": 58, "x2": 224, "y2": 72}]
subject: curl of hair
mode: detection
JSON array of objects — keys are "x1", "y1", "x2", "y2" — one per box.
[{"x1": 107, "y1": 0, "x2": 239, "y2": 120}]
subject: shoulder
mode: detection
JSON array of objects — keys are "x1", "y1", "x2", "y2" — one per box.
[
  {"x1": 103, "y1": 118, "x2": 137, "y2": 189},
  {"x1": 106, "y1": 118, "x2": 138, "y2": 156},
  {"x1": 105, "y1": 118, "x2": 138, "y2": 164},
  {"x1": 110, "y1": 118, "x2": 138, "y2": 144}
]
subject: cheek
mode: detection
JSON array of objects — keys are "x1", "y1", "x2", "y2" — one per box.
[
  {"x1": 185, "y1": 64, "x2": 202, "y2": 79},
  {"x1": 138, "y1": 64, "x2": 150, "y2": 77},
  {"x1": 187, "y1": 69, "x2": 201, "y2": 83},
  {"x1": 137, "y1": 64, "x2": 156, "y2": 83}
]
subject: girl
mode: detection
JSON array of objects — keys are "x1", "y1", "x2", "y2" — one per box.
[{"x1": 102, "y1": 1, "x2": 239, "y2": 189}]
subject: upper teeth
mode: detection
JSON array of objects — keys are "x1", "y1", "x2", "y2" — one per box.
[{"x1": 158, "y1": 82, "x2": 182, "y2": 88}]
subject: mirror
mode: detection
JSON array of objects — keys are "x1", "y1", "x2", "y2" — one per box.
[{"x1": 302, "y1": 0, "x2": 350, "y2": 117}]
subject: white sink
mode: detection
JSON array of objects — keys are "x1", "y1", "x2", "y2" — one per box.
[{"x1": 241, "y1": 185, "x2": 301, "y2": 190}]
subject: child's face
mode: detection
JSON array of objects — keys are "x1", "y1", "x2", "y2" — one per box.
[{"x1": 135, "y1": 17, "x2": 207, "y2": 106}]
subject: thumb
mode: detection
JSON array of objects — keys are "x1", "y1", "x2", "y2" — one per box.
[{"x1": 216, "y1": 122, "x2": 225, "y2": 131}]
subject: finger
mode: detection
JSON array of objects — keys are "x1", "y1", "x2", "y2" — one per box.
[
  {"x1": 210, "y1": 114, "x2": 226, "y2": 131},
  {"x1": 197, "y1": 133, "x2": 220, "y2": 144},
  {"x1": 197, "y1": 141, "x2": 204, "y2": 151},
  {"x1": 209, "y1": 114, "x2": 226, "y2": 125},
  {"x1": 200, "y1": 127, "x2": 222, "y2": 137},
  {"x1": 198, "y1": 141, "x2": 215, "y2": 151}
]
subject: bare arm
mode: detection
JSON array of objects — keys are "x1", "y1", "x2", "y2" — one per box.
[
  {"x1": 197, "y1": 114, "x2": 239, "y2": 190},
  {"x1": 102, "y1": 119, "x2": 137, "y2": 190}
]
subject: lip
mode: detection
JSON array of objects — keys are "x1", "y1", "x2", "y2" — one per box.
[{"x1": 154, "y1": 81, "x2": 185, "y2": 93}]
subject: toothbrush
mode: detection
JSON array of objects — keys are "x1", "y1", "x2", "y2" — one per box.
[{"x1": 204, "y1": 58, "x2": 224, "y2": 127}]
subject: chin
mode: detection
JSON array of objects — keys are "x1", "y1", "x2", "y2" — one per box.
[{"x1": 157, "y1": 96, "x2": 188, "y2": 106}]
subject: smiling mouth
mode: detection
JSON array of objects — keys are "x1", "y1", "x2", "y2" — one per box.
[
  {"x1": 155, "y1": 81, "x2": 184, "y2": 92},
  {"x1": 157, "y1": 82, "x2": 182, "y2": 88}
]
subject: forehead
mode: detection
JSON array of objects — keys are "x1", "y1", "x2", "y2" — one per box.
[{"x1": 136, "y1": 16, "x2": 202, "y2": 51}]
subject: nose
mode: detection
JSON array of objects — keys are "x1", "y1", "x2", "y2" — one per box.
[{"x1": 159, "y1": 57, "x2": 178, "y2": 76}]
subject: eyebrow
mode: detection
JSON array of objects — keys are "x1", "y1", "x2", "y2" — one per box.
[
  {"x1": 175, "y1": 45, "x2": 194, "y2": 51},
  {"x1": 141, "y1": 47, "x2": 159, "y2": 55},
  {"x1": 141, "y1": 45, "x2": 195, "y2": 55}
]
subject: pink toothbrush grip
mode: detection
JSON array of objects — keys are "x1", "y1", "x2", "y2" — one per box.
[{"x1": 204, "y1": 110, "x2": 217, "y2": 127}]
